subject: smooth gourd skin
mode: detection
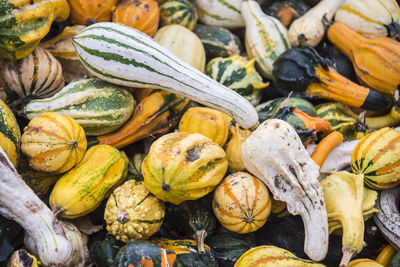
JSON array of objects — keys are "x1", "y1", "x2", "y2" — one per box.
[
  {"x1": 0, "y1": 99, "x2": 20, "y2": 167},
  {"x1": 224, "y1": 124, "x2": 252, "y2": 173},
  {"x1": 21, "y1": 113, "x2": 87, "y2": 173},
  {"x1": 0, "y1": 0, "x2": 70, "y2": 60},
  {"x1": 212, "y1": 172, "x2": 272, "y2": 234},
  {"x1": 50, "y1": 144, "x2": 128, "y2": 219},
  {"x1": 160, "y1": 0, "x2": 198, "y2": 30},
  {"x1": 69, "y1": 0, "x2": 118, "y2": 25},
  {"x1": 352, "y1": 127, "x2": 400, "y2": 189},
  {"x1": 178, "y1": 107, "x2": 233, "y2": 147},
  {"x1": 104, "y1": 180, "x2": 165, "y2": 242},
  {"x1": 142, "y1": 132, "x2": 228, "y2": 205}
]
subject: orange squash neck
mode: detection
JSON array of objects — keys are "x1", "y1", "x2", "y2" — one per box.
[{"x1": 327, "y1": 23, "x2": 366, "y2": 59}]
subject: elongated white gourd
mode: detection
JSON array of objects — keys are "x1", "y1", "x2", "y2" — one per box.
[
  {"x1": 73, "y1": 22, "x2": 258, "y2": 129},
  {"x1": 241, "y1": 0, "x2": 291, "y2": 79},
  {"x1": 0, "y1": 147, "x2": 88, "y2": 266},
  {"x1": 288, "y1": 0, "x2": 346, "y2": 47}
]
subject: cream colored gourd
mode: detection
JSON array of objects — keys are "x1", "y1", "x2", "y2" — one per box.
[
  {"x1": 0, "y1": 147, "x2": 88, "y2": 266},
  {"x1": 335, "y1": 0, "x2": 400, "y2": 39},
  {"x1": 288, "y1": 0, "x2": 346, "y2": 47},
  {"x1": 241, "y1": 0, "x2": 291, "y2": 79},
  {"x1": 154, "y1": 25, "x2": 206, "y2": 72},
  {"x1": 241, "y1": 119, "x2": 328, "y2": 261}
]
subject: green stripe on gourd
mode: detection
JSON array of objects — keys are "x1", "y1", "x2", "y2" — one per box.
[
  {"x1": 72, "y1": 22, "x2": 258, "y2": 129},
  {"x1": 0, "y1": 99, "x2": 21, "y2": 167},
  {"x1": 206, "y1": 55, "x2": 268, "y2": 106},
  {"x1": 25, "y1": 78, "x2": 135, "y2": 136},
  {"x1": 193, "y1": 24, "x2": 242, "y2": 60},
  {"x1": 160, "y1": 0, "x2": 198, "y2": 30}
]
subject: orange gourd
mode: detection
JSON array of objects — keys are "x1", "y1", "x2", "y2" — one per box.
[
  {"x1": 112, "y1": 0, "x2": 160, "y2": 37},
  {"x1": 68, "y1": 0, "x2": 118, "y2": 25}
]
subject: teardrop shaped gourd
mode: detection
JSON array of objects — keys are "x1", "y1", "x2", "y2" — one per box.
[
  {"x1": 212, "y1": 172, "x2": 272, "y2": 234},
  {"x1": 327, "y1": 22, "x2": 400, "y2": 95},
  {"x1": 241, "y1": 119, "x2": 328, "y2": 261},
  {"x1": 241, "y1": 0, "x2": 291, "y2": 79},
  {"x1": 142, "y1": 132, "x2": 228, "y2": 204},
  {"x1": 178, "y1": 107, "x2": 233, "y2": 147},
  {"x1": 224, "y1": 124, "x2": 252, "y2": 173},
  {"x1": 21, "y1": 113, "x2": 87, "y2": 173},
  {"x1": 334, "y1": 0, "x2": 400, "y2": 40},
  {"x1": 351, "y1": 127, "x2": 400, "y2": 189},
  {"x1": 50, "y1": 144, "x2": 128, "y2": 219}
]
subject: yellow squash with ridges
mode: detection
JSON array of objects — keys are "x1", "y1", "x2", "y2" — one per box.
[{"x1": 50, "y1": 144, "x2": 128, "y2": 219}]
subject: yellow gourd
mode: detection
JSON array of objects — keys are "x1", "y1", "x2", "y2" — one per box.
[{"x1": 224, "y1": 124, "x2": 252, "y2": 173}]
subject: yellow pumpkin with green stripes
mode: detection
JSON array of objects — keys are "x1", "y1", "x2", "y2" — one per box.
[
  {"x1": 212, "y1": 172, "x2": 271, "y2": 234},
  {"x1": 352, "y1": 127, "x2": 400, "y2": 190},
  {"x1": 160, "y1": 0, "x2": 198, "y2": 30},
  {"x1": 0, "y1": 0, "x2": 70, "y2": 60},
  {"x1": 142, "y1": 132, "x2": 228, "y2": 204},
  {"x1": 0, "y1": 99, "x2": 20, "y2": 167}
]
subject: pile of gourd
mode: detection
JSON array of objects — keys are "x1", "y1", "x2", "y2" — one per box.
[{"x1": 0, "y1": 0, "x2": 399, "y2": 266}]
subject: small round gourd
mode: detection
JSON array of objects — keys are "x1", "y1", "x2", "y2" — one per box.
[
  {"x1": 212, "y1": 172, "x2": 271, "y2": 234},
  {"x1": 160, "y1": 0, "x2": 198, "y2": 30},
  {"x1": 178, "y1": 107, "x2": 233, "y2": 147},
  {"x1": 352, "y1": 127, "x2": 400, "y2": 190},
  {"x1": 104, "y1": 180, "x2": 165, "y2": 242},
  {"x1": 112, "y1": 0, "x2": 160, "y2": 37},
  {"x1": 69, "y1": 0, "x2": 118, "y2": 25},
  {"x1": 21, "y1": 113, "x2": 87, "y2": 173},
  {"x1": 142, "y1": 132, "x2": 228, "y2": 204}
]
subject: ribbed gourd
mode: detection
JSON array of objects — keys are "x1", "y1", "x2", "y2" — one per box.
[
  {"x1": 21, "y1": 113, "x2": 87, "y2": 173},
  {"x1": 50, "y1": 144, "x2": 128, "y2": 219},
  {"x1": 212, "y1": 172, "x2": 272, "y2": 234},
  {"x1": 206, "y1": 56, "x2": 269, "y2": 106},
  {"x1": 142, "y1": 132, "x2": 228, "y2": 204},
  {"x1": 69, "y1": 0, "x2": 118, "y2": 25},
  {"x1": 24, "y1": 78, "x2": 135, "y2": 136},
  {"x1": 154, "y1": 25, "x2": 206, "y2": 72},
  {"x1": 0, "y1": 0, "x2": 70, "y2": 60},
  {"x1": 0, "y1": 47, "x2": 65, "y2": 107},
  {"x1": 112, "y1": 0, "x2": 160, "y2": 37},
  {"x1": 334, "y1": 0, "x2": 400, "y2": 40},
  {"x1": 0, "y1": 99, "x2": 20, "y2": 167},
  {"x1": 224, "y1": 124, "x2": 252, "y2": 173},
  {"x1": 178, "y1": 107, "x2": 233, "y2": 147},
  {"x1": 104, "y1": 180, "x2": 165, "y2": 242},
  {"x1": 160, "y1": 0, "x2": 198, "y2": 30},
  {"x1": 327, "y1": 22, "x2": 400, "y2": 95},
  {"x1": 351, "y1": 127, "x2": 400, "y2": 189},
  {"x1": 241, "y1": 0, "x2": 291, "y2": 79}
]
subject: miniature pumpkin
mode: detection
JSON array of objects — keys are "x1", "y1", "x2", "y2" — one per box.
[
  {"x1": 160, "y1": 0, "x2": 198, "y2": 30},
  {"x1": 69, "y1": 0, "x2": 117, "y2": 25}
]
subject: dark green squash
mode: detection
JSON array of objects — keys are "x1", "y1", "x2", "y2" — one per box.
[
  {"x1": 262, "y1": 0, "x2": 310, "y2": 27},
  {"x1": 389, "y1": 251, "x2": 400, "y2": 267},
  {"x1": 256, "y1": 97, "x2": 316, "y2": 122},
  {"x1": 114, "y1": 240, "x2": 177, "y2": 267},
  {"x1": 193, "y1": 24, "x2": 242, "y2": 60},
  {"x1": 206, "y1": 227, "x2": 256, "y2": 267},
  {"x1": 0, "y1": 215, "x2": 24, "y2": 264},
  {"x1": 95, "y1": 234, "x2": 124, "y2": 267},
  {"x1": 272, "y1": 47, "x2": 392, "y2": 111},
  {"x1": 160, "y1": 193, "x2": 217, "y2": 253}
]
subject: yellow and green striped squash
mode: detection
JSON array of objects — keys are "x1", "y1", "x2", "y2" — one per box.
[
  {"x1": 0, "y1": 0, "x2": 70, "y2": 60},
  {"x1": 160, "y1": 0, "x2": 198, "y2": 30},
  {"x1": 352, "y1": 127, "x2": 400, "y2": 190},
  {"x1": 0, "y1": 99, "x2": 21, "y2": 167}
]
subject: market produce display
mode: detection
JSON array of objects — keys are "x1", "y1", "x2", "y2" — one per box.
[{"x1": 0, "y1": 0, "x2": 399, "y2": 266}]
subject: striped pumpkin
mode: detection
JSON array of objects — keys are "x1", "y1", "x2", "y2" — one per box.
[
  {"x1": 206, "y1": 55, "x2": 269, "y2": 106},
  {"x1": 212, "y1": 172, "x2": 271, "y2": 234},
  {"x1": 21, "y1": 113, "x2": 87, "y2": 173},
  {"x1": 0, "y1": 47, "x2": 65, "y2": 106},
  {"x1": 25, "y1": 78, "x2": 135, "y2": 136},
  {"x1": 352, "y1": 127, "x2": 400, "y2": 189},
  {"x1": 112, "y1": 0, "x2": 160, "y2": 37},
  {"x1": 0, "y1": 99, "x2": 21, "y2": 167},
  {"x1": 160, "y1": 0, "x2": 198, "y2": 30},
  {"x1": 335, "y1": 0, "x2": 400, "y2": 40},
  {"x1": 142, "y1": 132, "x2": 228, "y2": 204}
]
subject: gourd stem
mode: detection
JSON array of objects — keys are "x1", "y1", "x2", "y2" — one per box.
[
  {"x1": 339, "y1": 246, "x2": 357, "y2": 267},
  {"x1": 327, "y1": 23, "x2": 365, "y2": 59},
  {"x1": 52, "y1": 205, "x2": 65, "y2": 218},
  {"x1": 195, "y1": 230, "x2": 207, "y2": 253},
  {"x1": 386, "y1": 22, "x2": 400, "y2": 41}
]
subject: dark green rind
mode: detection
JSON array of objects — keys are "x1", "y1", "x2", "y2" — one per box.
[
  {"x1": 0, "y1": 103, "x2": 21, "y2": 150},
  {"x1": 262, "y1": 0, "x2": 310, "y2": 27},
  {"x1": 360, "y1": 89, "x2": 393, "y2": 111},
  {"x1": 160, "y1": 0, "x2": 197, "y2": 27}
]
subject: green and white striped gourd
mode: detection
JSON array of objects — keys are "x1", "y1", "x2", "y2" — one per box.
[
  {"x1": 73, "y1": 22, "x2": 257, "y2": 129},
  {"x1": 206, "y1": 55, "x2": 269, "y2": 106},
  {"x1": 241, "y1": 0, "x2": 291, "y2": 79},
  {"x1": 193, "y1": 0, "x2": 244, "y2": 29},
  {"x1": 160, "y1": 0, "x2": 198, "y2": 30},
  {"x1": 24, "y1": 78, "x2": 135, "y2": 136}
]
